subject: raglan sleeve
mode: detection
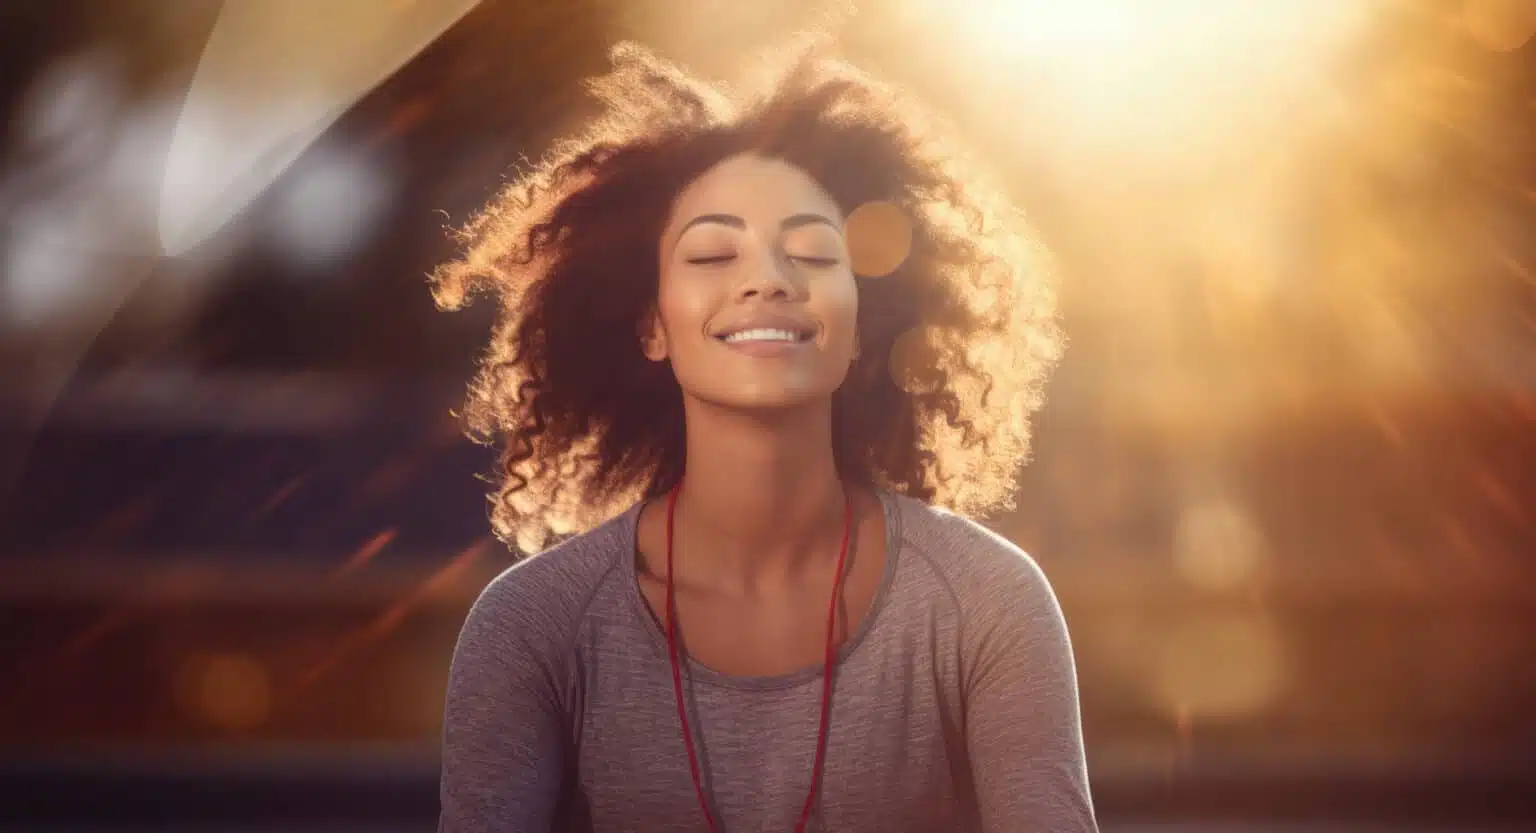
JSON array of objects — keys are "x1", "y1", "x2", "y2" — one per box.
[
  {"x1": 438, "y1": 568, "x2": 571, "y2": 833},
  {"x1": 961, "y1": 540, "x2": 1098, "y2": 832}
]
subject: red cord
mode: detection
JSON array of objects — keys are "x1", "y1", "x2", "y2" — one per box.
[{"x1": 665, "y1": 482, "x2": 853, "y2": 833}]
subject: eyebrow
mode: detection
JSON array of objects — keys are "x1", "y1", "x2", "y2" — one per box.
[
  {"x1": 676, "y1": 213, "x2": 746, "y2": 236},
  {"x1": 675, "y1": 212, "x2": 840, "y2": 238},
  {"x1": 781, "y1": 213, "x2": 839, "y2": 231}
]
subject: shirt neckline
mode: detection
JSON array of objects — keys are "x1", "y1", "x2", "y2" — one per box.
[{"x1": 619, "y1": 488, "x2": 905, "y2": 692}]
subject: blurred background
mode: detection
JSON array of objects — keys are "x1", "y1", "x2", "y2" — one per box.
[{"x1": 1, "y1": 0, "x2": 1534, "y2": 830}]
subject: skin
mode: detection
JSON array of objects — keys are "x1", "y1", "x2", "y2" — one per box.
[{"x1": 633, "y1": 153, "x2": 888, "y2": 677}]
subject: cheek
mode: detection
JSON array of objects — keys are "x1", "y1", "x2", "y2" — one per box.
[
  {"x1": 655, "y1": 272, "x2": 717, "y2": 344},
  {"x1": 818, "y1": 274, "x2": 861, "y2": 347}
]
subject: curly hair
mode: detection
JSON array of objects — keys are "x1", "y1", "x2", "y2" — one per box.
[{"x1": 430, "y1": 39, "x2": 1064, "y2": 553}]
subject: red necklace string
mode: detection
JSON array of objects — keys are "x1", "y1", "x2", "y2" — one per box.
[{"x1": 664, "y1": 482, "x2": 853, "y2": 833}]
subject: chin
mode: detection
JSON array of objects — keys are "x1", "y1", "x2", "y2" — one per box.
[
  {"x1": 694, "y1": 384, "x2": 838, "y2": 414},
  {"x1": 676, "y1": 360, "x2": 851, "y2": 415}
]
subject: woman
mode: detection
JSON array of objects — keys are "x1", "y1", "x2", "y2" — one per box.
[{"x1": 432, "y1": 39, "x2": 1095, "y2": 833}]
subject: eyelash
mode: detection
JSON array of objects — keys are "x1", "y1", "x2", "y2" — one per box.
[{"x1": 685, "y1": 254, "x2": 840, "y2": 268}]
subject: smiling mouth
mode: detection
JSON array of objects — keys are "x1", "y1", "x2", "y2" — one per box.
[{"x1": 715, "y1": 327, "x2": 814, "y2": 345}]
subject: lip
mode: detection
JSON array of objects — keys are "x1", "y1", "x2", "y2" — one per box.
[
  {"x1": 720, "y1": 338, "x2": 810, "y2": 358},
  {"x1": 710, "y1": 310, "x2": 819, "y2": 342}
]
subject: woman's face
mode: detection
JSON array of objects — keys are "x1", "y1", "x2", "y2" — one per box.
[{"x1": 648, "y1": 153, "x2": 858, "y2": 412}]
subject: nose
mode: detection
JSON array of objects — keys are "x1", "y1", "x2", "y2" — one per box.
[{"x1": 735, "y1": 249, "x2": 800, "y2": 301}]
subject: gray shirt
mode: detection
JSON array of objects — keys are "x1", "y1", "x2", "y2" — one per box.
[{"x1": 439, "y1": 490, "x2": 1098, "y2": 832}]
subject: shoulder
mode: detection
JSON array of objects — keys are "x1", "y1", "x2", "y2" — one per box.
[
  {"x1": 889, "y1": 492, "x2": 1059, "y2": 621},
  {"x1": 888, "y1": 493, "x2": 1079, "y2": 695},
  {"x1": 457, "y1": 505, "x2": 637, "y2": 659}
]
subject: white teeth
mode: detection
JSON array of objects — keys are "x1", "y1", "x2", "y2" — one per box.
[{"x1": 723, "y1": 328, "x2": 804, "y2": 344}]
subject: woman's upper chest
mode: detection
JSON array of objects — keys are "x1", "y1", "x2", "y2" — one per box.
[
  {"x1": 563, "y1": 546, "x2": 973, "y2": 831},
  {"x1": 569, "y1": 571, "x2": 969, "y2": 768},
  {"x1": 567, "y1": 634, "x2": 970, "y2": 833},
  {"x1": 630, "y1": 491, "x2": 890, "y2": 678}
]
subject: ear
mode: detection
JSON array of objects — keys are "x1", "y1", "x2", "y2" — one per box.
[{"x1": 639, "y1": 308, "x2": 668, "y2": 362}]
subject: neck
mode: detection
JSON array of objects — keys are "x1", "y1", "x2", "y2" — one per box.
[{"x1": 671, "y1": 398, "x2": 848, "y2": 589}]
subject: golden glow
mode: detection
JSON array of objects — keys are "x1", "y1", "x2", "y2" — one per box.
[
  {"x1": 883, "y1": 0, "x2": 1529, "y2": 438},
  {"x1": 1152, "y1": 612, "x2": 1288, "y2": 720},
  {"x1": 1461, "y1": 0, "x2": 1536, "y2": 51},
  {"x1": 1173, "y1": 496, "x2": 1268, "y2": 593},
  {"x1": 176, "y1": 652, "x2": 272, "y2": 731},
  {"x1": 926, "y1": 0, "x2": 1375, "y2": 137},
  {"x1": 7, "y1": 0, "x2": 1528, "y2": 753},
  {"x1": 952, "y1": 0, "x2": 1135, "y2": 60},
  {"x1": 887, "y1": 326, "x2": 943, "y2": 394},
  {"x1": 845, "y1": 200, "x2": 914, "y2": 278}
]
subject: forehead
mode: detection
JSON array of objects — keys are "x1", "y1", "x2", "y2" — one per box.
[{"x1": 666, "y1": 154, "x2": 842, "y2": 230}]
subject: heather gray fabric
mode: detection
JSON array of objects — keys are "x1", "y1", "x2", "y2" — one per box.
[{"x1": 439, "y1": 490, "x2": 1098, "y2": 833}]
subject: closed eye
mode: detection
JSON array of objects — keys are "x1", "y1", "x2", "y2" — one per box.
[
  {"x1": 686, "y1": 254, "x2": 737, "y2": 266},
  {"x1": 791, "y1": 256, "x2": 840, "y2": 267}
]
